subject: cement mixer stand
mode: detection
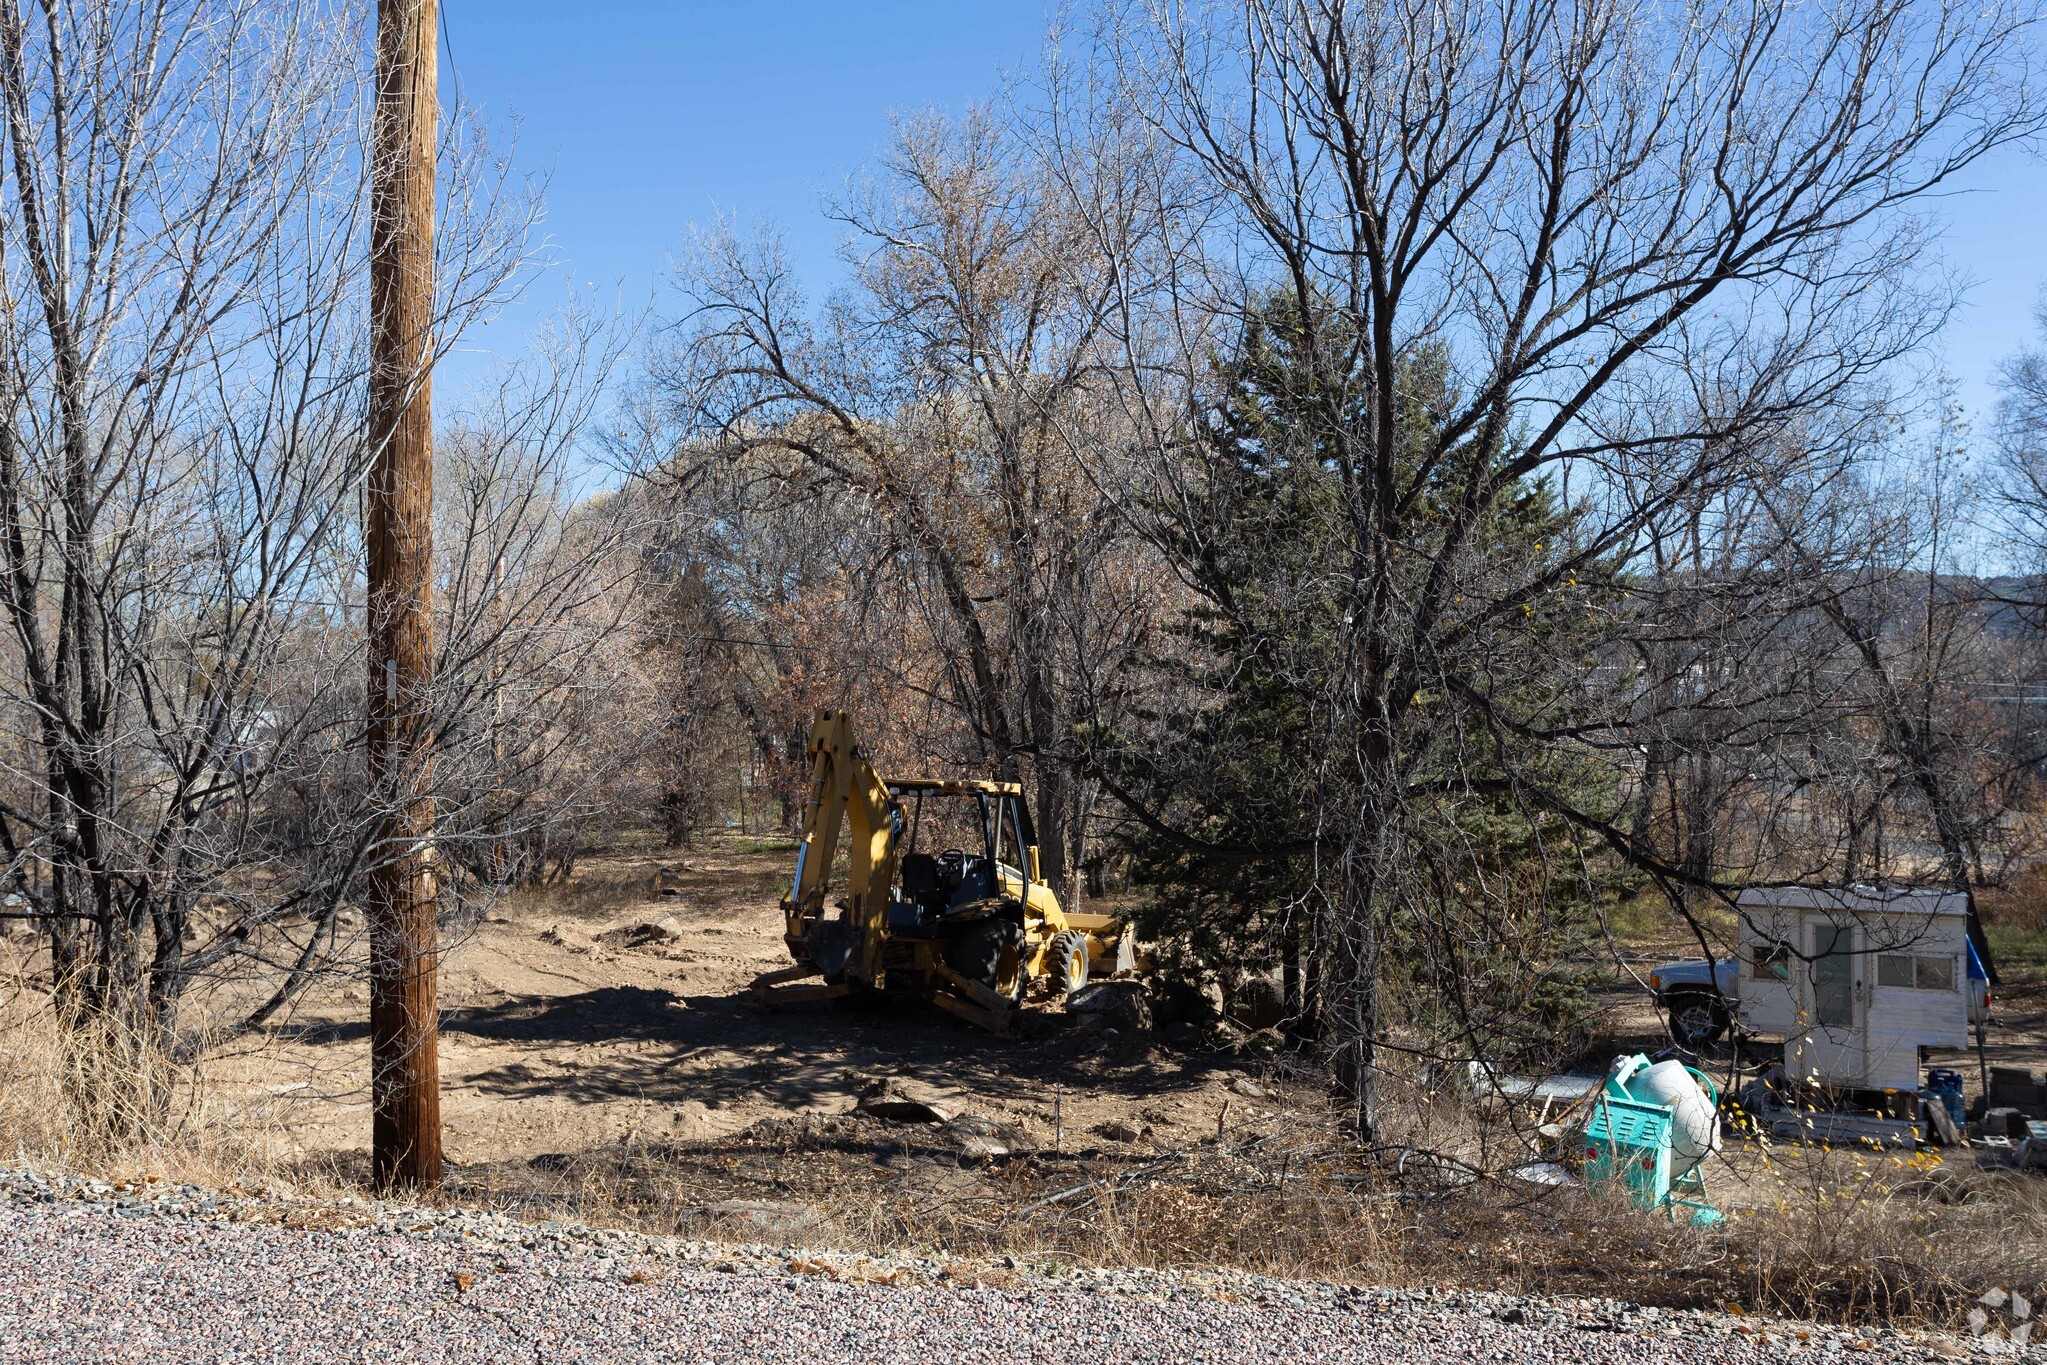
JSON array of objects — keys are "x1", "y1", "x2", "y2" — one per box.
[{"x1": 1580, "y1": 1054, "x2": 1724, "y2": 1227}]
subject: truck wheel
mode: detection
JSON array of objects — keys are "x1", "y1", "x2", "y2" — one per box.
[
  {"x1": 1664, "y1": 991, "x2": 1729, "y2": 1048},
  {"x1": 1042, "y1": 930, "x2": 1091, "y2": 998},
  {"x1": 948, "y1": 917, "x2": 1028, "y2": 1006}
]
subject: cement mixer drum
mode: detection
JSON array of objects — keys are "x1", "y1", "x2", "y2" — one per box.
[{"x1": 1632, "y1": 1059, "x2": 1721, "y2": 1175}]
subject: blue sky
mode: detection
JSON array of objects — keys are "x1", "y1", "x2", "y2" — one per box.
[
  {"x1": 440, "y1": 1, "x2": 1049, "y2": 388},
  {"x1": 440, "y1": 1, "x2": 2047, "y2": 432}
]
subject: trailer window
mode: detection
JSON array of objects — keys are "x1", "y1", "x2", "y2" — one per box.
[
  {"x1": 1877, "y1": 954, "x2": 1956, "y2": 991},
  {"x1": 1748, "y1": 940, "x2": 1792, "y2": 981},
  {"x1": 1916, "y1": 956, "x2": 1955, "y2": 991}
]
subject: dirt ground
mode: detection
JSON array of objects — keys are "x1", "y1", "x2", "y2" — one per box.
[
  {"x1": 36, "y1": 829, "x2": 2044, "y2": 1197},
  {"x1": 213, "y1": 834, "x2": 1293, "y2": 1199},
  {"x1": 8, "y1": 833, "x2": 2045, "y2": 1186}
]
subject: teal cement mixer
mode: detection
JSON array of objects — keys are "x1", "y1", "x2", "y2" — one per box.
[{"x1": 1581, "y1": 1054, "x2": 1723, "y2": 1226}]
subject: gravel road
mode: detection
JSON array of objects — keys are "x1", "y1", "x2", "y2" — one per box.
[{"x1": 0, "y1": 1169, "x2": 2022, "y2": 1363}]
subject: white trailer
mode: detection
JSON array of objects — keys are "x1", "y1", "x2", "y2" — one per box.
[{"x1": 1733, "y1": 887, "x2": 1971, "y2": 1092}]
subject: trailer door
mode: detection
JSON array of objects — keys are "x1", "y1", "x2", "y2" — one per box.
[{"x1": 1795, "y1": 921, "x2": 1866, "y2": 1087}]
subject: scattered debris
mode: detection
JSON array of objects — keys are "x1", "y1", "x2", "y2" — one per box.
[
  {"x1": 854, "y1": 1076, "x2": 958, "y2": 1125},
  {"x1": 1095, "y1": 1119, "x2": 1150, "y2": 1144},
  {"x1": 538, "y1": 924, "x2": 587, "y2": 953},
  {"x1": 943, "y1": 1112, "x2": 996, "y2": 1137},
  {"x1": 1762, "y1": 1108, "x2": 1919, "y2": 1149},
  {"x1": 1065, "y1": 980, "x2": 1152, "y2": 1032},
  {"x1": 956, "y1": 1135, "x2": 1010, "y2": 1164},
  {"x1": 942, "y1": 1112, "x2": 1014, "y2": 1139},
  {"x1": 940, "y1": 1112, "x2": 1032, "y2": 1163},
  {"x1": 596, "y1": 914, "x2": 683, "y2": 950},
  {"x1": 1988, "y1": 1067, "x2": 2047, "y2": 1114},
  {"x1": 1922, "y1": 1096, "x2": 1961, "y2": 1147},
  {"x1": 1502, "y1": 1162, "x2": 1572, "y2": 1188},
  {"x1": 1972, "y1": 1117, "x2": 2047, "y2": 1171},
  {"x1": 1459, "y1": 1061, "x2": 1600, "y2": 1126},
  {"x1": 1983, "y1": 1108, "x2": 2033, "y2": 1140}
]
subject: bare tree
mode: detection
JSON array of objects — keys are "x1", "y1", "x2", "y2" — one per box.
[
  {"x1": 234, "y1": 300, "x2": 644, "y2": 1034},
  {"x1": 1055, "y1": 0, "x2": 2045, "y2": 1135},
  {"x1": 0, "y1": 1, "x2": 635, "y2": 1118},
  {"x1": 0, "y1": 0, "x2": 382, "y2": 1047},
  {"x1": 1790, "y1": 418, "x2": 2023, "y2": 976},
  {"x1": 656, "y1": 109, "x2": 1163, "y2": 900}
]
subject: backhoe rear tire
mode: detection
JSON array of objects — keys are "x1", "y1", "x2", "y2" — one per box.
[
  {"x1": 1042, "y1": 930, "x2": 1090, "y2": 999},
  {"x1": 948, "y1": 917, "x2": 1028, "y2": 1006}
]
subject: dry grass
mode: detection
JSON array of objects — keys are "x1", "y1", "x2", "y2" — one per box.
[
  {"x1": 374, "y1": 1104, "x2": 2047, "y2": 1333},
  {"x1": 1720, "y1": 1136, "x2": 2047, "y2": 1325},
  {"x1": 1989, "y1": 865, "x2": 2047, "y2": 934},
  {"x1": 1980, "y1": 876, "x2": 2047, "y2": 983},
  {"x1": 493, "y1": 866, "x2": 665, "y2": 926},
  {"x1": 420, "y1": 1115, "x2": 1415, "y2": 1283},
  {"x1": 4, "y1": 953, "x2": 2044, "y2": 1336},
  {"x1": 0, "y1": 978, "x2": 352, "y2": 1200}
]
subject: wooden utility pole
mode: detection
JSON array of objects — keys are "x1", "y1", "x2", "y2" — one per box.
[{"x1": 367, "y1": 0, "x2": 442, "y2": 1190}]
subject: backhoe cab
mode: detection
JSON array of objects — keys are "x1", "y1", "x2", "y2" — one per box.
[{"x1": 752, "y1": 710, "x2": 1135, "y2": 1032}]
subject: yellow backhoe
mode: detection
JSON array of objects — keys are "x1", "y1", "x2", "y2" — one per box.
[{"x1": 750, "y1": 710, "x2": 1135, "y2": 1031}]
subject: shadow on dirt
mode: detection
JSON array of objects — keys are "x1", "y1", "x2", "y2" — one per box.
[
  {"x1": 271, "y1": 985, "x2": 694, "y2": 1049},
  {"x1": 277, "y1": 977, "x2": 1250, "y2": 1115},
  {"x1": 422, "y1": 981, "x2": 1251, "y2": 1115}
]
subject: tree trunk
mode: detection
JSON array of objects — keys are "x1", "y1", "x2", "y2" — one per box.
[
  {"x1": 1329, "y1": 806, "x2": 1393, "y2": 1143},
  {"x1": 1280, "y1": 915, "x2": 1305, "y2": 1041}
]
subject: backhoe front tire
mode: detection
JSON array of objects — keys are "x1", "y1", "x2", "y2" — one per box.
[
  {"x1": 948, "y1": 917, "x2": 1028, "y2": 1006},
  {"x1": 1042, "y1": 930, "x2": 1090, "y2": 999}
]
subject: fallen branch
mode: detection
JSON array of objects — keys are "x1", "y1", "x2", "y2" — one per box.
[{"x1": 1004, "y1": 1150, "x2": 1189, "y2": 1221}]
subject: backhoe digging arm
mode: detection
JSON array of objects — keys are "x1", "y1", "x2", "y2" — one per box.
[{"x1": 768, "y1": 710, "x2": 899, "y2": 993}]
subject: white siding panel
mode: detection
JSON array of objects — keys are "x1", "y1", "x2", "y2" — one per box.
[
  {"x1": 1739, "y1": 982, "x2": 1800, "y2": 1034},
  {"x1": 1738, "y1": 906, "x2": 1803, "y2": 1034}
]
